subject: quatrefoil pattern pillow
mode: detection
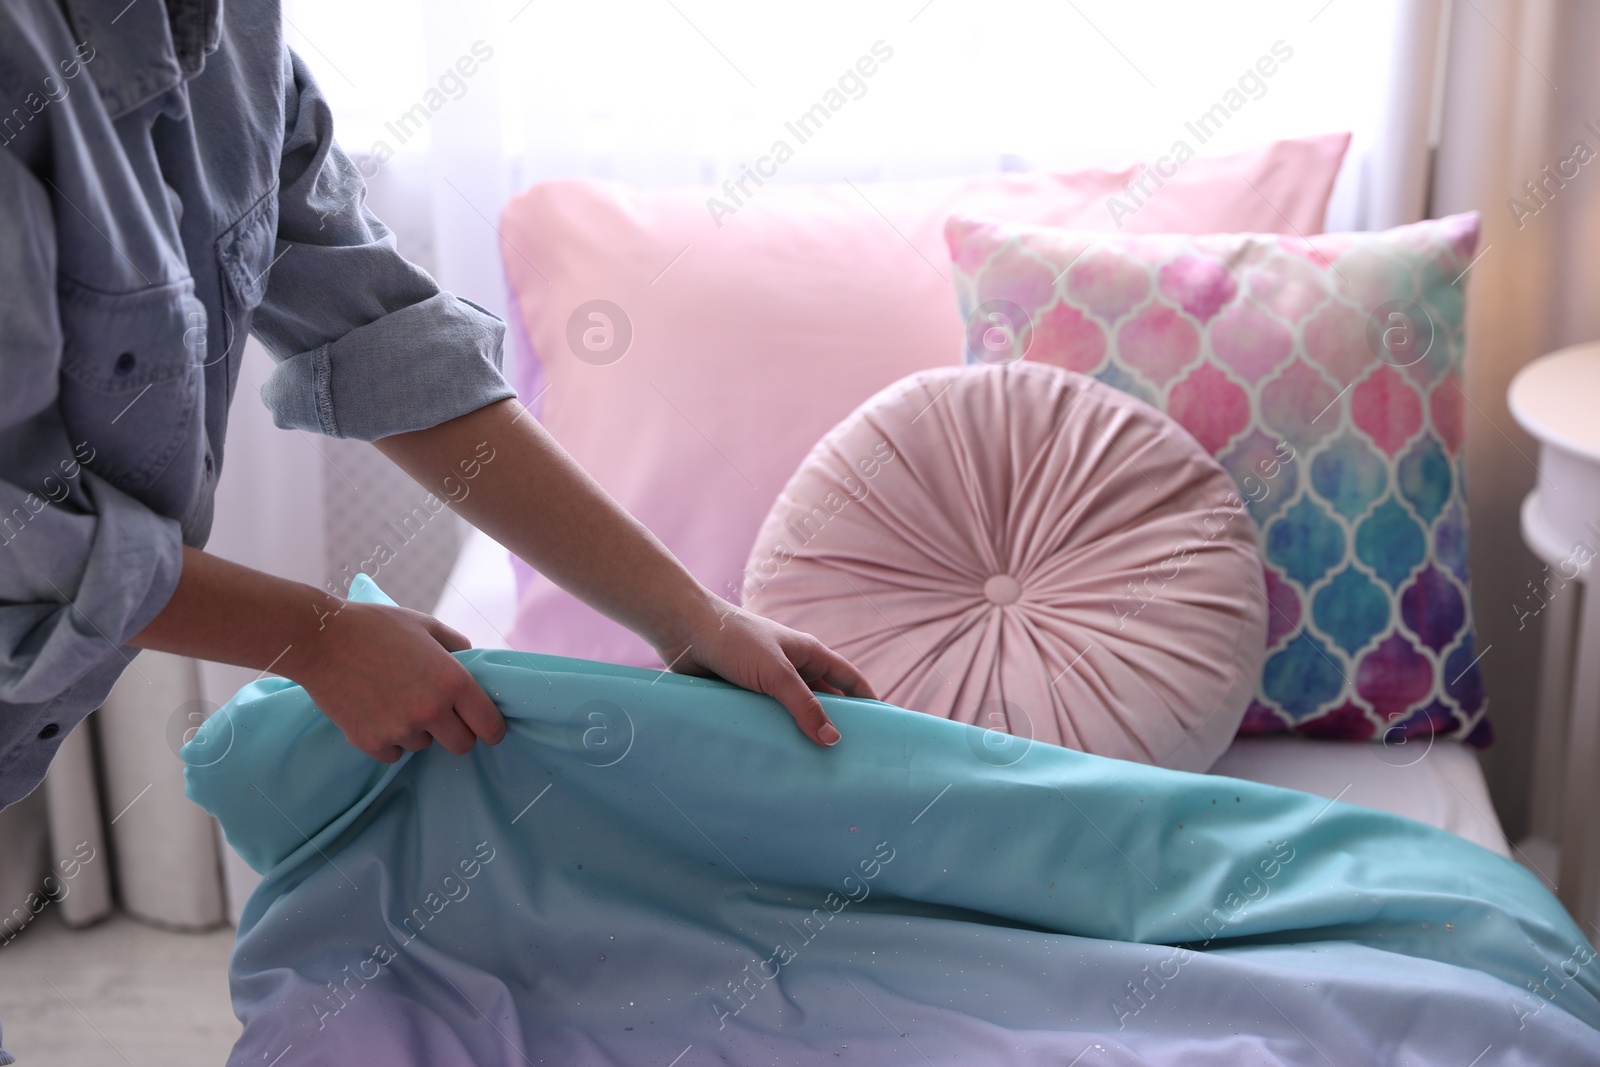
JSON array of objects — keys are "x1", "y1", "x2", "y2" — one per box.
[{"x1": 945, "y1": 212, "x2": 1490, "y2": 746}]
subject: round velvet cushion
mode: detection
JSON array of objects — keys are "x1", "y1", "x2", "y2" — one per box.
[{"x1": 741, "y1": 363, "x2": 1268, "y2": 771}]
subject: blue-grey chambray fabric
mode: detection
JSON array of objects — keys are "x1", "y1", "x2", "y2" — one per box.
[{"x1": 0, "y1": 0, "x2": 517, "y2": 813}]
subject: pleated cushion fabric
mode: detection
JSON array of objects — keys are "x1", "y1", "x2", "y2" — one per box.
[{"x1": 741, "y1": 363, "x2": 1268, "y2": 771}]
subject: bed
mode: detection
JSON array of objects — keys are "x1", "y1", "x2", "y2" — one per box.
[{"x1": 196, "y1": 143, "x2": 1578, "y2": 1063}]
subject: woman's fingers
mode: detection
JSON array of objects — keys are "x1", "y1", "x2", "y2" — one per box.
[
  {"x1": 431, "y1": 720, "x2": 477, "y2": 756},
  {"x1": 427, "y1": 617, "x2": 474, "y2": 653},
  {"x1": 450, "y1": 664, "x2": 509, "y2": 745},
  {"x1": 423, "y1": 613, "x2": 507, "y2": 747},
  {"x1": 398, "y1": 730, "x2": 434, "y2": 753},
  {"x1": 823, "y1": 656, "x2": 877, "y2": 701},
  {"x1": 762, "y1": 663, "x2": 841, "y2": 747},
  {"x1": 790, "y1": 639, "x2": 878, "y2": 702}
]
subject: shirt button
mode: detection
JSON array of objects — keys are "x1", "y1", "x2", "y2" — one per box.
[
  {"x1": 37, "y1": 723, "x2": 60, "y2": 740},
  {"x1": 114, "y1": 352, "x2": 137, "y2": 374}
]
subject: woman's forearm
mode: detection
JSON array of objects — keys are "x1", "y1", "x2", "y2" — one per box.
[
  {"x1": 373, "y1": 398, "x2": 722, "y2": 654},
  {"x1": 129, "y1": 546, "x2": 338, "y2": 678}
]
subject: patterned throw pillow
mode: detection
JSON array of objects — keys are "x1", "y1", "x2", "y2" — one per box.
[{"x1": 944, "y1": 213, "x2": 1490, "y2": 746}]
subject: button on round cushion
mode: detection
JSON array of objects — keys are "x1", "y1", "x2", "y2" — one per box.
[
  {"x1": 741, "y1": 363, "x2": 1269, "y2": 771},
  {"x1": 982, "y1": 574, "x2": 1021, "y2": 605}
]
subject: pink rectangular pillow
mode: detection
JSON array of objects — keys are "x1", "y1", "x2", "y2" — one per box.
[{"x1": 501, "y1": 133, "x2": 1350, "y2": 666}]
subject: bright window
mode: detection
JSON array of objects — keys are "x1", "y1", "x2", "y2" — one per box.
[{"x1": 283, "y1": 0, "x2": 1402, "y2": 181}]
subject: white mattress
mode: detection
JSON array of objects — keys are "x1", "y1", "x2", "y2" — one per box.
[
  {"x1": 434, "y1": 529, "x2": 1510, "y2": 858},
  {"x1": 1211, "y1": 737, "x2": 1508, "y2": 856}
]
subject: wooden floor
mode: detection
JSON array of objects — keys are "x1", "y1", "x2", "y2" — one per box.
[{"x1": 0, "y1": 907, "x2": 238, "y2": 1067}]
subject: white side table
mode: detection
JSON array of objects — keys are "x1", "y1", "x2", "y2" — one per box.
[{"x1": 1509, "y1": 342, "x2": 1600, "y2": 926}]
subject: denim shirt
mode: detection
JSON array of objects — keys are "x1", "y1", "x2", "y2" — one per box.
[{"x1": 0, "y1": 0, "x2": 517, "y2": 811}]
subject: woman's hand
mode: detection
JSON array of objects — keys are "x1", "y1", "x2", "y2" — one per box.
[
  {"x1": 652, "y1": 594, "x2": 877, "y2": 747},
  {"x1": 131, "y1": 547, "x2": 507, "y2": 764},
  {"x1": 287, "y1": 600, "x2": 507, "y2": 763}
]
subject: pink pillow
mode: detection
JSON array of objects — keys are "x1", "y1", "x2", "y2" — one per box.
[
  {"x1": 500, "y1": 134, "x2": 1349, "y2": 666},
  {"x1": 942, "y1": 213, "x2": 1491, "y2": 748},
  {"x1": 740, "y1": 364, "x2": 1268, "y2": 771}
]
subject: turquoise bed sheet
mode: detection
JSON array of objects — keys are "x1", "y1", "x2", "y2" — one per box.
[{"x1": 185, "y1": 577, "x2": 1600, "y2": 1066}]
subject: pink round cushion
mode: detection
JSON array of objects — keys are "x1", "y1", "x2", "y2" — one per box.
[{"x1": 741, "y1": 364, "x2": 1268, "y2": 771}]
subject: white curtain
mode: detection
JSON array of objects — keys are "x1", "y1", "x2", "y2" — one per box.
[
  {"x1": 300, "y1": 0, "x2": 1417, "y2": 321},
  {"x1": 1428, "y1": 0, "x2": 1600, "y2": 844}
]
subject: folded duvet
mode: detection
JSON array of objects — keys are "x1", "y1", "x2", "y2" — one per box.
[{"x1": 187, "y1": 579, "x2": 1600, "y2": 1066}]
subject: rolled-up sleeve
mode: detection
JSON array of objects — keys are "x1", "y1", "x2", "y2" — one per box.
[
  {"x1": 253, "y1": 48, "x2": 516, "y2": 441},
  {"x1": 0, "y1": 152, "x2": 183, "y2": 705}
]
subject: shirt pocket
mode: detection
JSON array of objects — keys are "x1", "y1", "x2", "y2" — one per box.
[
  {"x1": 215, "y1": 184, "x2": 280, "y2": 403},
  {"x1": 57, "y1": 276, "x2": 206, "y2": 507}
]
